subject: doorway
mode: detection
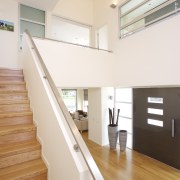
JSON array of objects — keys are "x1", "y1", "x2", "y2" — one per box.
[
  {"x1": 96, "y1": 25, "x2": 108, "y2": 50},
  {"x1": 133, "y1": 87, "x2": 180, "y2": 169}
]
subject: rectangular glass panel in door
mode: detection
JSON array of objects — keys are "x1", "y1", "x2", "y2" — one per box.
[{"x1": 133, "y1": 88, "x2": 180, "y2": 170}]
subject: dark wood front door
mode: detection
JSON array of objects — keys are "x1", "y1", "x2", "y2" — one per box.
[{"x1": 133, "y1": 88, "x2": 180, "y2": 170}]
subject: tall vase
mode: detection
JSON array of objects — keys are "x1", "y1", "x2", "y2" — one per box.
[
  {"x1": 108, "y1": 125, "x2": 119, "y2": 149},
  {"x1": 119, "y1": 130, "x2": 127, "y2": 151}
]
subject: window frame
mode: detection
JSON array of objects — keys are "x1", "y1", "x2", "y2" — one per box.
[{"x1": 119, "y1": 0, "x2": 180, "y2": 38}]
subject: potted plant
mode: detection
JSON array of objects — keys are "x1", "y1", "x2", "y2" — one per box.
[{"x1": 108, "y1": 108, "x2": 120, "y2": 149}]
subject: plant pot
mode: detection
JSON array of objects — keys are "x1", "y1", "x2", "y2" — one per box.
[
  {"x1": 119, "y1": 130, "x2": 127, "y2": 151},
  {"x1": 108, "y1": 125, "x2": 119, "y2": 149}
]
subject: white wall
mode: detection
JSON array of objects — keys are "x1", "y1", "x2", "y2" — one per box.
[
  {"x1": 93, "y1": 0, "x2": 180, "y2": 87},
  {"x1": 88, "y1": 87, "x2": 114, "y2": 146},
  {"x1": 33, "y1": 38, "x2": 115, "y2": 88},
  {"x1": 77, "y1": 89, "x2": 84, "y2": 110},
  {"x1": 101, "y1": 87, "x2": 114, "y2": 145},
  {"x1": 52, "y1": 0, "x2": 94, "y2": 25},
  {"x1": 114, "y1": 14, "x2": 180, "y2": 87},
  {"x1": 88, "y1": 88, "x2": 102, "y2": 145},
  {"x1": 0, "y1": 0, "x2": 19, "y2": 68}
]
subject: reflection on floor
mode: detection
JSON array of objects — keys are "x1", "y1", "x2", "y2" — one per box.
[{"x1": 82, "y1": 131, "x2": 180, "y2": 180}]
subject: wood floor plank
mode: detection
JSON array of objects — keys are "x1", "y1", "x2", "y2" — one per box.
[{"x1": 82, "y1": 131, "x2": 180, "y2": 180}]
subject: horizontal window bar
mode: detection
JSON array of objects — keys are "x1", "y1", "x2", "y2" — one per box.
[
  {"x1": 119, "y1": 115, "x2": 132, "y2": 120},
  {"x1": 20, "y1": 18, "x2": 45, "y2": 26},
  {"x1": 115, "y1": 101, "x2": 132, "y2": 104},
  {"x1": 147, "y1": 119, "x2": 163, "y2": 127}
]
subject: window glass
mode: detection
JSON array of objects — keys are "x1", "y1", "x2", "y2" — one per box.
[
  {"x1": 20, "y1": 4, "x2": 45, "y2": 23},
  {"x1": 116, "y1": 88, "x2": 132, "y2": 103},
  {"x1": 121, "y1": 0, "x2": 145, "y2": 15},
  {"x1": 20, "y1": 20, "x2": 45, "y2": 37},
  {"x1": 19, "y1": 4, "x2": 45, "y2": 47},
  {"x1": 178, "y1": 0, "x2": 180, "y2": 8},
  {"x1": 62, "y1": 90, "x2": 77, "y2": 113},
  {"x1": 145, "y1": 3, "x2": 175, "y2": 24},
  {"x1": 121, "y1": 19, "x2": 144, "y2": 36},
  {"x1": 116, "y1": 103, "x2": 132, "y2": 118}
]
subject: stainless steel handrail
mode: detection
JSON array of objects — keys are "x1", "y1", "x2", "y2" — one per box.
[
  {"x1": 33, "y1": 36, "x2": 113, "y2": 53},
  {"x1": 24, "y1": 30, "x2": 104, "y2": 180}
]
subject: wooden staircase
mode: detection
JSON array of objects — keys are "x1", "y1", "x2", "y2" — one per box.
[{"x1": 0, "y1": 68, "x2": 47, "y2": 179}]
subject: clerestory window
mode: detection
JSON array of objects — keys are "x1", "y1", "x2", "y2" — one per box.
[
  {"x1": 19, "y1": 4, "x2": 45, "y2": 48},
  {"x1": 119, "y1": 0, "x2": 180, "y2": 38}
]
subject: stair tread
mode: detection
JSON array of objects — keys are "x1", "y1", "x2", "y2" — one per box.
[
  {"x1": 0, "y1": 124, "x2": 36, "y2": 136},
  {"x1": 0, "y1": 74, "x2": 24, "y2": 77},
  {"x1": 0, "y1": 100, "x2": 29, "y2": 105},
  {"x1": 0, "y1": 81, "x2": 25, "y2": 85},
  {"x1": 0, "y1": 159, "x2": 47, "y2": 179},
  {"x1": 0, "y1": 90, "x2": 27, "y2": 94},
  {"x1": 0, "y1": 140, "x2": 40, "y2": 158},
  {"x1": 0, "y1": 111, "x2": 32, "y2": 119},
  {"x1": 0, "y1": 68, "x2": 23, "y2": 71}
]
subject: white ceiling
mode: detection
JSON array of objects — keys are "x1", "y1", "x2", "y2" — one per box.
[{"x1": 14, "y1": 0, "x2": 59, "y2": 10}]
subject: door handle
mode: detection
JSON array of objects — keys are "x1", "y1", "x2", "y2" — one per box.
[{"x1": 172, "y1": 119, "x2": 175, "y2": 138}]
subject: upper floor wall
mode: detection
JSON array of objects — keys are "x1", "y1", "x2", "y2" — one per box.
[
  {"x1": 93, "y1": 0, "x2": 180, "y2": 87},
  {"x1": 2, "y1": 0, "x2": 180, "y2": 88},
  {"x1": 33, "y1": 38, "x2": 115, "y2": 87},
  {"x1": 0, "y1": 0, "x2": 94, "y2": 69},
  {"x1": 52, "y1": 0, "x2": 94, "y2": 25}
]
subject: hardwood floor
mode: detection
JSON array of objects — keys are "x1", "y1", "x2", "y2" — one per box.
[{"x1": 82, "y1": 131, "x2": 180, "y2": 180}]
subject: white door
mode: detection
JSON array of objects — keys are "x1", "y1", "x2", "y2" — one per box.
[{"x1": 96, "y1": 25, "x2": 108, "y2": 50}]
